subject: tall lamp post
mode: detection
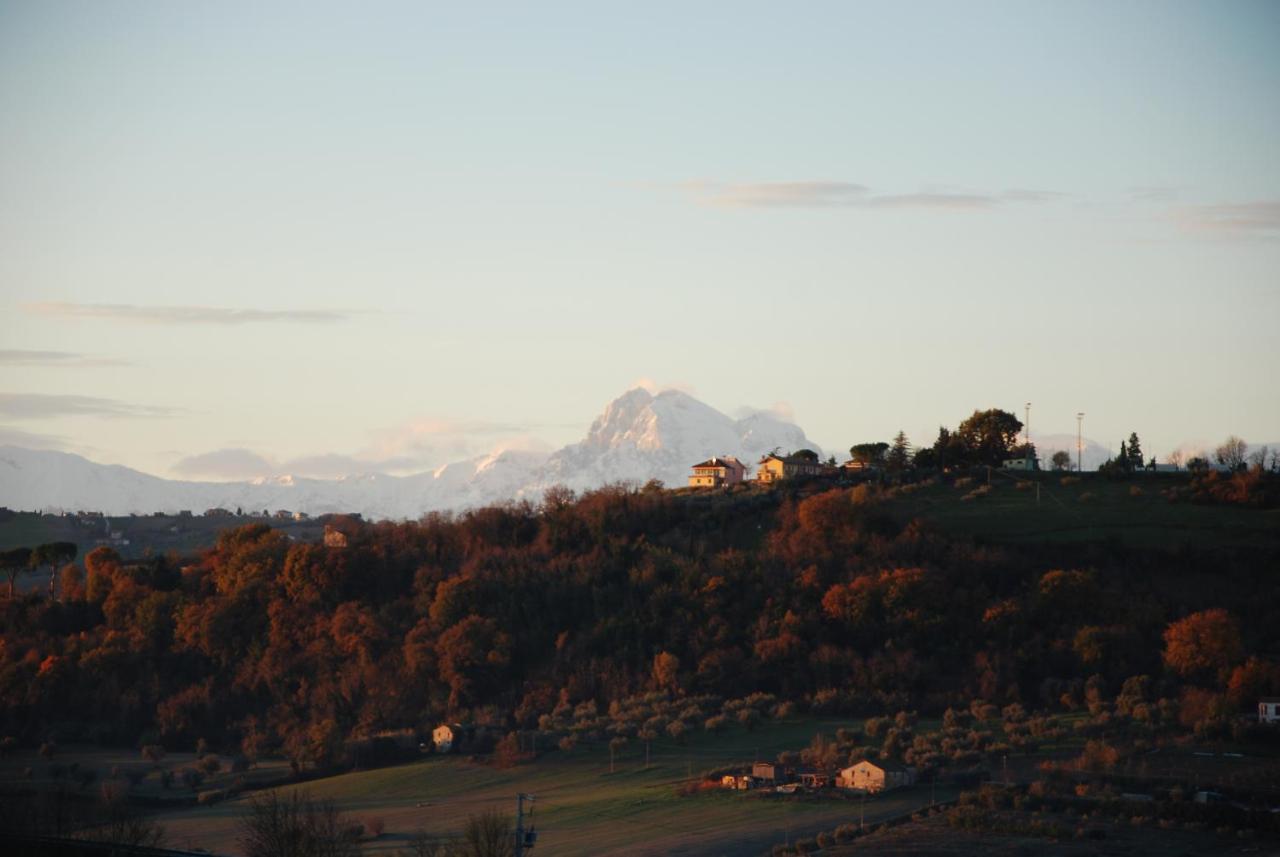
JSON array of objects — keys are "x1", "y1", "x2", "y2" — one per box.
[{"x1": 1076, "y1": 412, "x2": 1085, "y2": 472}]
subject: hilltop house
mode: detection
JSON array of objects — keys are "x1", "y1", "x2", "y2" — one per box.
[
  {"x1": 323, "y1": 525, "x2": 349, "y2": 549},
  {"x1": 836, "y1": 759, "x2": 916, "y2": 793},
  {"x1": 688, "y1": 456, "x2": 747, "y2": 488},
  {"x1": 756, "y1": 453, "x2": 825, "y2": 483}
]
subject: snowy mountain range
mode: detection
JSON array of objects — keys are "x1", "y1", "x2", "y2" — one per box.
[{"x1": 0, "y1": 388, "x2": 820, "y2": 519}]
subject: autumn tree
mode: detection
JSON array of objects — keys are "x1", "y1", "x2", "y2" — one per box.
[
  {"x1": 1163, "y1": 608, "x2": 1244, "y2": 683},
  {"x1": 1050, "y1": 450, "x2": 1071, "y2": 471},
  {"x1": 437, "y1": 616, "x2": 512, "y2": 710},
  {"x1": 84, "y1": 546, "x2": 122, "y2": 603},
  {"x1": 652, "y1": 651, "x2": 680, "y2": 693},
  {"x1": 1226, "y1": 657, "x2": 1280, "y2": 710}
]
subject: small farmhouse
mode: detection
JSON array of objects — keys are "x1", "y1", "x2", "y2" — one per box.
[
  {"x1": 836, "y1": 759, "x2": 916, "y2": 793},
  {"x1": 433, "y1": 723, "x2": 465, "y2": 753},
  {"x1": 751, "y1": 761, "x2": 782, "y2": 782},
  {"x1": 1001, "y1": 455, "x2": 1039, "y2": 471},
  {"x1": 323, "y1": 525, "x2": 349, "y2": 549},
  {"x1": 756, "y1": 453, "x2": 825, "y2": 483},
  {"x1": 1260, "y1": 698, "x2": 1280, "y2": 724},
  {"x1": 688, "y1": 456, "x2": 747, "y2": 488}
]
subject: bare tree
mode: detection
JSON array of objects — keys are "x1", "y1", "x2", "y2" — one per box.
[
  {"x1": 238, "y1": 790, "x2": 358, "y2": 857},
  {"x1": 1215, "y1": 436, "x2": 1248, "y2": 471},
  {"x1": 1248, "y1": 444, "x2": 1269, "y2": 470},
  {"x1": 1166, "y1": 448, "x2": 1185, "y2": 470},
  {"x1": 460, "y1": 810, "x2": 513, "y2": 857}
]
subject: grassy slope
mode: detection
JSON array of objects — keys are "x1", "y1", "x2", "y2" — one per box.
[
  {"x1": 149, "y1": 718, "x2": 955, "y2": 857},
  {"x1": 877, "y1": 474, "x2": 1280, "y2": 549},
  {"x1": 0, "y1": 512, "x2": 325, "y2": 560}
]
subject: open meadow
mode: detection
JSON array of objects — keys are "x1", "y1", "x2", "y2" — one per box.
[{"x1": 2, "y1": 717, "x2": 956, "y2": 857}]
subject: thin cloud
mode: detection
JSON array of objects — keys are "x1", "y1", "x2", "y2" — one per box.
[
  {"x1": 171, "y1": 448, "x2": 274, "y2": 480},
  {"x1": 675, "y1": 180, "x2": 1059, "y2": 211},
  {"x1": 1001, "y1": 189, "x2": 1067, "y2": 203},
  {"x1": 680, "y1": 181, "x2": 871, "y2": 208},
  {"x1": 0, "y1": 349, "x2": 130, "y2": 368},
  {"x1": 1128, "y1": 185, "x2": 1180, "y2": 202},
  {"x1": 25, "y1": 302, "x2": 355, "y2": 325},
  {"x1": 866, "y1": 192, "x2": 996, "y2": 210},
  {"x1": 0, "y1": 425, "x2": 76, "y2": 451},
  {"x1": 0, "y1": 393, "x2": 178, "y2": 420},
  {"x1": 1173, "y1": 200, "x2": 1280, "y2": 236}
]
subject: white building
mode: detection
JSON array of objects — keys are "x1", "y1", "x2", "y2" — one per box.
[{"x1": 1260, "y1": 698, "x2": 1280, "y2": 724}]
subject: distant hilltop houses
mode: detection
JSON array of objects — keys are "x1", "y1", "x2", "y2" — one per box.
[{"x1": 687, "y1": 449, "x2": 876, "y2": 487}]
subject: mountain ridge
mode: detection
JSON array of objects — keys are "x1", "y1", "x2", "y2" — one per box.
[{"x1": 0, "y1": 388, "x2": 820, "y2": 519}]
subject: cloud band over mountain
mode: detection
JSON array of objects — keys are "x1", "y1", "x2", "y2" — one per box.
[{"x1": 24, "y1": 302, "x2": 356, "y2": 325}]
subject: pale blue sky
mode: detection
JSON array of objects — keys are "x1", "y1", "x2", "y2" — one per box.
[{"x1": 1, "y1": 1, "x2": 1278, "y2": 477}]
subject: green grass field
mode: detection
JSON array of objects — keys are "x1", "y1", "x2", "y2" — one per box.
[
  {"x1": 0, "y1": 511, "x2": 326, "y2": 562},
  {"x1": 119, "y1": 718, "x2": 952, "y2": 856},
  {"x1": 878, "y1": 474, "x2": 1280, "y2": 549}
]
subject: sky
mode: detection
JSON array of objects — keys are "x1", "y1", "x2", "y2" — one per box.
[{"x1": 1, "y1": 0, "x2": 1278, "y2": 479}]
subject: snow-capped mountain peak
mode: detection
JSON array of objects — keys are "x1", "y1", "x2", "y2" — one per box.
[{"x1": 0, "y1": 387, "x2": 822, "y2": 518}]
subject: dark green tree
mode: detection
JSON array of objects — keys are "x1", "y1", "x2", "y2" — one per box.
[
  {"x1": 849, "y1": 442, "x2": 888, "y2": 467},
  {"x1": 1127, "y1": 433, "x2": 1143, "y2": 469},
  {"x1": 2, "y1": 547, "x2": 32, "y2": 599},
  {"x1": 31, "y1": 542, "x2": 77, "y2": 600},
  {"x1": 954, "y1": 409, "x2": 1023, "y2": 466},
  {"x1": 886, "y1": 431, "x2": 911, "y2": 473}
]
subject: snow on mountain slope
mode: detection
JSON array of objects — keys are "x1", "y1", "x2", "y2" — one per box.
[
  {"x1": 539, "y1": 388, "x2": 818, "y2": 492},
  {"x1": 0, "y1": 388, "x2": 820, "y2": 518},
  {"x1": 1032, "y1": 434, "x2": 1114, "y2": 472}
]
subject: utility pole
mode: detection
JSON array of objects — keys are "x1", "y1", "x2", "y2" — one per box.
[
  {"x1": 1076, "y1": 412, "x2": 1085, "y2": 473},
  {"x1": 515, "y1": 793, "x2": 535, "y2": 857},
  {"x1": 1025, "y1": 402, "x2": 1031, "y2": 450}
]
